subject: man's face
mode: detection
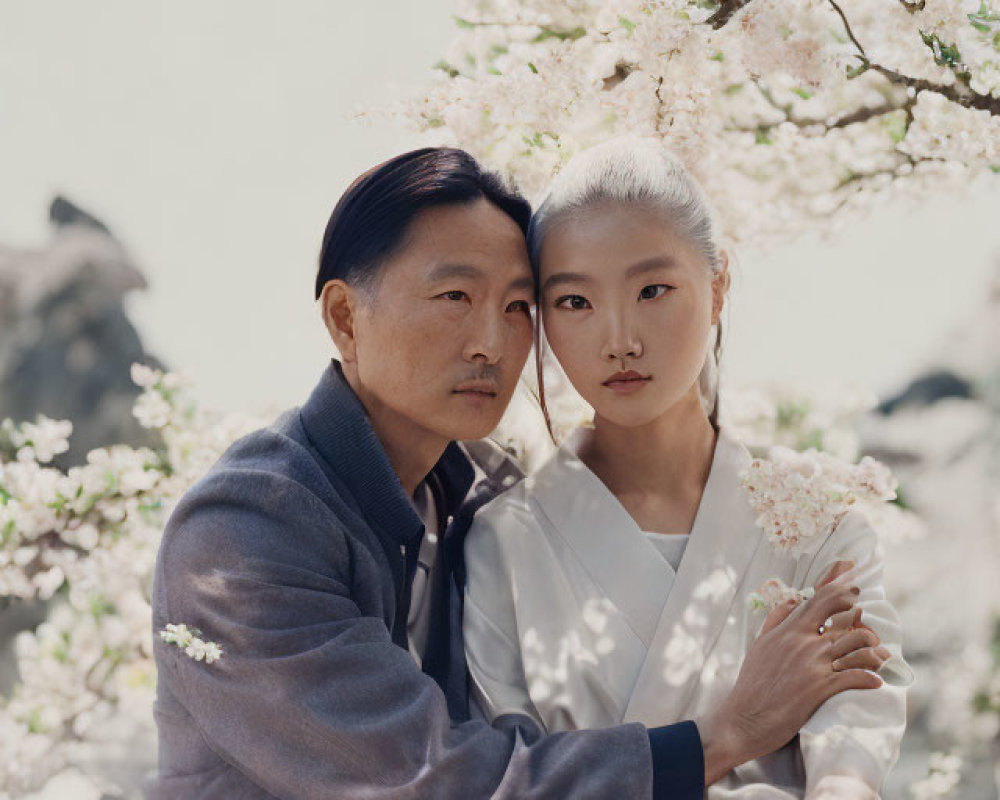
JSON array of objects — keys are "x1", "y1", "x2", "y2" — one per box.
[{"x1": 350, "y1": 198, "x2": 534, "y2": 444}]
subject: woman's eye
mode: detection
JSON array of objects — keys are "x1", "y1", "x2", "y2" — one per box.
[
  {"x1": 506, "y1": 300, "x2": 532, "y2": 314},
  {"x1": 638, "y1": 284, "x2": 671, "y2": 301},
  {"x1": 555, "y1": 294, "x2": 591, "y2": 310}
]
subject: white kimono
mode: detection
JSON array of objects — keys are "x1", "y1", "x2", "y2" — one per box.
[{"x1": 463, "y1": 428, "x2": 912, "y2": 799}]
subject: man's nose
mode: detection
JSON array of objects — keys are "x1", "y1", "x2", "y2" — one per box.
[{"x1": 463, "y1": 306, "x2": 504, "y2": 364}]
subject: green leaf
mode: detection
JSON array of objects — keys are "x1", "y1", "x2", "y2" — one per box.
[
  {"x1": 885, "y1": 110, "x2": 908, "y2": 144},
  {"x1": 969, "y1": 0, "x2": 1000, "y2": 33},
  {"x1": 487, "y1": 67, "x2": 502, "y2": 76},
  {"x1": 792, "y1": 87, "x2": 813, "y2": 100},
  {"x1": 532, "y1": 25, "x2": 586, "y2": 43},
  {"x1": 724, "y1": 82, "x2": 744, "y2": 95},
  {"x1": 890, "y1": 485, "x2": 912, "y2": 510},
  {"x1": 90, "y1": 594, "x2": 115, "y2": 618},
  {"x1": 0, "y1": 483, "x2": 9, "y2": 504},
  {"x1": 619, "y1": 15, "x2": 636, "y2": 35},
  {"x1": 846, "y1": 61, "x2": 870, "y2": 79},
  {"x1": 433, "y1": 61, "x2": 459, "y2": 79},
  {"x1": 755, "y1": 128, "x2": 774, "y2": 145},
  {"x1": 776, "y1": 399, "x2": 810, "y2": 428},
  {"x1": 990, "y1": 164, "x2": 1000, "y2": 173},
  {"x1": 527, "y1": 62, "x2": 538, "y2": 74},
  {"x1": 710, "y1": 51, "x2": 725, "y2": 62},
  {"x1": 452, "y1": 15, "x2": 475, "y2": 29},
  {"x1": 28, "y1": 709, "x2": 43, "y2": 734}
]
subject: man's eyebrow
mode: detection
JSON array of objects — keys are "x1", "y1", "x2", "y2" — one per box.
[
  {"x1": 625, "y1": 255, "x2": 678, "y2": 279},
  {"x1": 541, "y1": 271, "x2": 591, "y2": 292},
  {"x1": 426, "y1": 263, "x2": 485, "y2": 282},
  {"x1": 507, "y1": 275, "x2": 535, "y2": 293}
]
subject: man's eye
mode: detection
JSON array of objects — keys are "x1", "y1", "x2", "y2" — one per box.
[
  {"x1": 506, "y1": 300, "x2": 532, "y2": 314},
  {"x1": 638, "y1": 284, "x2": 671, "y2": 301},
  {"x1": 440, "y1": 290, "x2": 468, "y2": 302},
  {"x1": 555, "y1": 295, "x2": 591, "y2": 310}
]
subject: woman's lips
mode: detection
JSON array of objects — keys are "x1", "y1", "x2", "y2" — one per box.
[{"x1": 602, "y1": 370, "x2": 651, "y2": 395}]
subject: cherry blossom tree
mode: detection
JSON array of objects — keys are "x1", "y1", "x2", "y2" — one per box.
[{"x1": 407, "y1": 0, "x2": 1000, "y2": 246}]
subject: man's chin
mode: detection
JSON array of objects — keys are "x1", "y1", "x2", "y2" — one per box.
[{"x1": 438, "y1": 408, "x2": 506, "y2": 442}]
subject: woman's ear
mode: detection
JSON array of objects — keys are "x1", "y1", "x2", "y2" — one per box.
[
  {"x1": 711, "y1": 250, "x2": 731, "y2": 325},
  {"x1": 320, "y1": 279, "x2": 359, "y2": 363}
]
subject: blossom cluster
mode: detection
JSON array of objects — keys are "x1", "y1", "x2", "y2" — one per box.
[
  {"x1": 0, "y1": 364, "x2": 263, "y2": 796},
  {"x1": 740, "y1": 445, "x2": 898, "y2": 554},
  {"x1": 400, "y1": 0, "x2": 1000, "y2": 250},
  {"x1": 159, "y1": 623, "x2": 223, "y2": 665}
]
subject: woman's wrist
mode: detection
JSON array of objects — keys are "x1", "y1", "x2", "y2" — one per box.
[{"x1": 695, "y1": 709, "x2": 746, "y2": 786}]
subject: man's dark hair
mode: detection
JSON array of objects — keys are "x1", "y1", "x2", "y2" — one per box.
[{"x1": 315, "y1": 147, "x2": 532, "y2": 301}]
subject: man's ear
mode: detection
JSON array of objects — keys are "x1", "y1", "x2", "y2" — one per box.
[
  {"x1": 711, "y1": 250, "x2": 731, "y2": 326},
  {"x1": 320, "y1": 279, "x2": 360, "y2": 362}
]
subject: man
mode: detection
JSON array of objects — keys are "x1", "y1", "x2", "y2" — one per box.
[{"x1": 147, "y1": 148, "x2": 885, "y2": 799}]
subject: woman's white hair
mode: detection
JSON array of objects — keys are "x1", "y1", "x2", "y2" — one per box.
[{"x1": 527, "y1": 136, "x2": 725, "y2": 425}]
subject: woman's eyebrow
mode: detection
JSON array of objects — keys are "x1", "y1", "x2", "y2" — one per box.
[
  {"x1": 625, "y1": 255, "x2": 678, "y2": 279},
  {"x1": 542, "y1": 271, "x2": 591, "y2": 291}
]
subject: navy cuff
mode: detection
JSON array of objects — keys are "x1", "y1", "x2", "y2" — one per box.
[{"x1": 647, "y1": 720, "x2": 705, "y2": 800}]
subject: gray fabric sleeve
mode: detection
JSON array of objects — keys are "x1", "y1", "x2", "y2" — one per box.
[{"x1": 154, "y1": 470, "x2": 656, "y2": 800}]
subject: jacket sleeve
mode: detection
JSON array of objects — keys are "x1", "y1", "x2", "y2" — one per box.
[
  {"x1": 795, "y1": 510, "x2": 913, "y2": 800},
  {"x1": 154, "y1": 469, "x2": 662, "y2": 800}
]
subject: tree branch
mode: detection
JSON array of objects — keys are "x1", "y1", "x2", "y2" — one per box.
[
  {"x1": 744, "y1": 80, "x2": 914, "y2": 137},
  {"x1": 827, "y1": 0, "x2": 1000, "y2": 117},
  {"x1": 707, "y1": 0, "x2": 755, "y2": 29}
]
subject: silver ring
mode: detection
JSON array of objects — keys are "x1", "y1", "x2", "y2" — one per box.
[{"x1": 817, "y1": 616, "x2": 834, "y2": 636}]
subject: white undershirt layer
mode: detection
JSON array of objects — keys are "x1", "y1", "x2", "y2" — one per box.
[
  {"x1": 642, "y1": 531, "x2": 690, "y2": 572},
  {"x1": 408, "y1": 481, "x2": 439, "y2": 666}
]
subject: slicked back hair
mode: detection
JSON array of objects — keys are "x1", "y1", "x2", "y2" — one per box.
[{"x1": 315, "y1": 147, "x2": 531, "y2": 303}]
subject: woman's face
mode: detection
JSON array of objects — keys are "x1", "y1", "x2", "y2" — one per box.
[{"x1": 538, "y1": 202, "x2": 727, "y2": 429}]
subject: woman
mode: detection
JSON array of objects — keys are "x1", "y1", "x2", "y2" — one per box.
[{"x1": 463, "y1": 139, "x2": 912, "y2": 798}]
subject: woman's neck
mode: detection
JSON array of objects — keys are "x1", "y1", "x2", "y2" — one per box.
[{"x1": 573, "y1": 387, "x2": 718, "y2": 532}]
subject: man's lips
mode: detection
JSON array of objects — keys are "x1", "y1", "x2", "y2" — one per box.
[{"x1": 453, "y1": 380, "x2": 499, "y2": 397}]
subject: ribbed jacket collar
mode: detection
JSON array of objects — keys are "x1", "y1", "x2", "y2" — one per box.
[{"x1": 298, "y1": 360, "x2": 475, "y2": 547}]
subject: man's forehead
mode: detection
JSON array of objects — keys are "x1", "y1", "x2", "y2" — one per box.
[{"x1": 424, "y1": 261, "x2": 534, "y2": 290}]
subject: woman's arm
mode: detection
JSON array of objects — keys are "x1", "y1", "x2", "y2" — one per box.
[{"x1": 796, "y1": 510, "x2": 913, "y2": 799}]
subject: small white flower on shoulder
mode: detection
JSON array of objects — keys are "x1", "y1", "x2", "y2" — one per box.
[
  {"x1": 160, "y1": 622, "x2": 223, "y2": 665},
  {"x1": 203, "y1": 641, "x2": 223, "y2": 664}
]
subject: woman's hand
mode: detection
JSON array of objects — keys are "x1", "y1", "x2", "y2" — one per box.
[{"x1": 697, "y1": 560, "x2": 890, "y2": 786}]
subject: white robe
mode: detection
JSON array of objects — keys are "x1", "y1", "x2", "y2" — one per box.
[{"x1": 463, "y1": 428, "x2": 912, "y2": 799}]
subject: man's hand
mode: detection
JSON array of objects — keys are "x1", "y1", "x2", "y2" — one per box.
[{"x1": 696, "y1": 560, "x2": 890, "y2": 785}]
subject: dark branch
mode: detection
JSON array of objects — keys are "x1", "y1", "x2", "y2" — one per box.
[
  {"x1": 707, "y1": 0, "x2": 755, "y2": 29},
  {"x1": 827, "y1": 0, "x2": 868, "y2": 59},
  {"x1": 745, "y1": 80, "x2": 914, "y2": 136},
  {"x1": 869, "y1": 64, "x2": 1000, "y2": 116},
  {"x1": 827, "y1": 0, "x2": 1000, "y2": 118}
]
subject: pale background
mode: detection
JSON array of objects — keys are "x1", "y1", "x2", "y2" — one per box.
[{"x1": 1, "y1": 0, "x2": 998, "y2": 413}]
